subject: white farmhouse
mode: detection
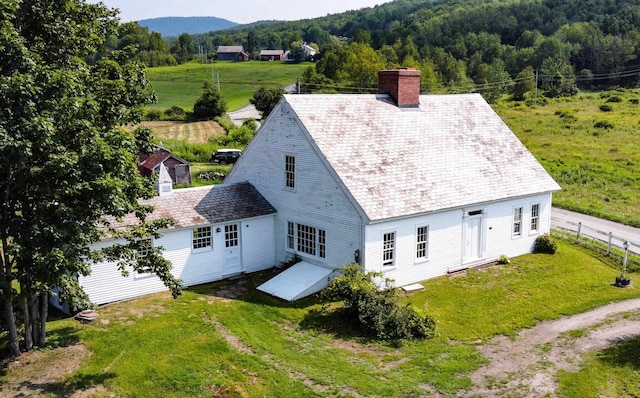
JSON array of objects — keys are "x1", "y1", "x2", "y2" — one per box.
[
  {"x1": 63, "y1": 68, "x2": 560, "y2": 308},
  {"x1": 225, "y1": 68, "x2": 560, "y2": 298}
]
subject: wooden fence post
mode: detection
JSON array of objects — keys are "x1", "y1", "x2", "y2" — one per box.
[{"x1": 576, "y1": 222, "x2": 582, "y2": 242}]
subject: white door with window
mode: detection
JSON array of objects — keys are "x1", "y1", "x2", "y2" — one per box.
[
  {"x1": 463, "y1": 216, "x2": 483, "y2": 263},
  {"x1": 224, "y1": 224, "x2": 242, "y2": 275}
]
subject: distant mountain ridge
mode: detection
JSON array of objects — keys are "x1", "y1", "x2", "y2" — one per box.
[{"x1": 137, "y1": 17, "x2": 239, "y2": 37}]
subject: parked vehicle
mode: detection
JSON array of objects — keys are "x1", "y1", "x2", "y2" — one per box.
[{"x1": 211, "y1": 149, "x2": 242, "y2": 164}]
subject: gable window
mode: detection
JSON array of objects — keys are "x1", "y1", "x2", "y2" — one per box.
[
  {"x1": 136, "y1": 238, "x2": 153, "y2": 274},
  {"x1": 530, "y1": 203, "x2": 540, "y2": 233},
  {"x1": 285, "y1": 155, "x2": 295, "y2": 189},
  {"x1": 193, "y1": 226, "x2": 212, "y2": 250},
  {"x1": 383, "y1": 232, "x2": 396, "y2": 267},
  {"x1": 416, "y1": 226, "x2": 429, "y2": 260},
  {"x1": 513, "y1": 206, "x2": 523, "y2": 237},
  {"x1": 286, "y1": 221, "x2": 325, "y2": 259}
]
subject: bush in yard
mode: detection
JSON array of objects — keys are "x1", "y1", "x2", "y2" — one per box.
[
  {"x1": 321, "y1": 264, "x2": 436, "y2": 341},
  {"x1": 144, "y1": 109, "x2": 162, "y2": 121},
  {"x1": 164, "y1": 105, "x2": 188, "y2": 121},
  {"x1": 534, "y1": 234, "x2": 558, "y2": 254}
]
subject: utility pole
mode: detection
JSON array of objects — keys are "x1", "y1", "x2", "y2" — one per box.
[{"x1": 534, "y1": 69, "x2": 539, "y2": 106}]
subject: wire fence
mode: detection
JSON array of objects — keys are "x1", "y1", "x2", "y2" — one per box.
[{"x1": 551, "y1": 216, "x2": 640, "y2": 270}]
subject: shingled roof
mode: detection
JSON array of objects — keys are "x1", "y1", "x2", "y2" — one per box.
[
  {"x1": 106, "y1": 182, "x2": 276, "y2": 230},
  {"x1": 282, "y1": 93, "x2": 560, "y2": 221}
]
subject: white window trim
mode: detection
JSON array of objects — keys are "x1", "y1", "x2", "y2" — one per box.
[
  {"x1": 382, "y1": 230, "x2": 396, "y2": 268},
  {"x1": 134, "y1": 238, "x2": 154, "y2": 278},
  {"x1": 512, "y1": 206, "x2": 523, "y2": 238},
  {"x1": 192, "y1": 226, "x2": 213, "y2": 252},
  {"x1": 284, "y1": 154, "x2": 296, "y2": 191},
  {"x1": 529, "y1": 202, "x2": 541, "y2": 235},
  {"x1": 415, "y1": 224, "x2": 430, "y2": 263},
  {"x1": 285, "y1": 221, "x2": 326, "y2": 260}
]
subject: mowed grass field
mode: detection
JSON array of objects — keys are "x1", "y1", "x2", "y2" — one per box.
[
  {"x1": 146, "y1": 60, "x2": 311, "y2": 111},
  {"x1": 2, "y1": 240, "x2": 639, "y2": 397}
]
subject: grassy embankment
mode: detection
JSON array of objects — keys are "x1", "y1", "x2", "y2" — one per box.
[
  {"x1": 1, "y1": 240, "x2": 638, "y2": 397},
  {"x1": 494, "y1": 90, "x2": 640, "y2": 227}
]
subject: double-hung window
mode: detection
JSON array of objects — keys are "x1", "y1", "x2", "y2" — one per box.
[
  {"x1": 416, "y1": 225, "x2": 429, "y2": 260},
  {"x1": 285, "y1": 155, "x2": 295, "y2": 189},
  {"x1": 193, "y1": 226, "x2": 212, "y2": 250},
  {"x1": 136, "y1": 238, "x2": 153, "y2": 274},
  {"x1": 286, "y1": 221, "x2": 325, "y2": 259},
  {"x1": 513, "y1": 206, "x2": 523, "y2": 237},
  {"x1": 530, "y1": 203, "x2": 540, "y2": 233},
  {"x1": 383, "y1": 232, "x2": 396, "y2": 267}
]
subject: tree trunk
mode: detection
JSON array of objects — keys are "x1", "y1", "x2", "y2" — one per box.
[
  {"x1": 2, "y1": 295, "x2": 21, "y2": 357},
  {"x1": 38, "y1": 292, "x2": 48, "y2": 347},
  {"x1": 30, "y1": 292, "x2": 40, "y2": 347},
  {"x1": 22, "y1": 289, "x2": 33, "y2": 352}
]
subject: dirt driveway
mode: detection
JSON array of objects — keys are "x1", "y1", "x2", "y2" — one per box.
[{"x1": 464, "y1": 298, "x2": 640, "y2": 397}]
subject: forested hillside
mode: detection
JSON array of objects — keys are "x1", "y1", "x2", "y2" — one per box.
[
  {"x1": 105, "y1": 0, "x2": 640, "y2": 100},
  {"x1": 199, "y1": 0, "x2": 640, "y2": 99}
]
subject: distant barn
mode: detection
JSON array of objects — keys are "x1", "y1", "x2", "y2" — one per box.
[
  {"x1": 217, "y1": 45, "x2": 249, "y2": 61},
  {"x1": 139, "y1": 146, "x2": 192, "y2": 185},
  {"x1": 260, "y1": 49, "x2": 285, "y2": 61}
]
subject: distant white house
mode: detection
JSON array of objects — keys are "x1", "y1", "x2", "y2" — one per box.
[{"x1": 61, "y1": 68, "x2": 560, "y2": 308}]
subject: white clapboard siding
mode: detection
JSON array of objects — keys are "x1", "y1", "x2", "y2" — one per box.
[
  {"x1": 80, "y1": 214, "x2": 275, "y2": 306},
  {"x1": 225, "y1": 101, "x2": 363, "y2": 270}
]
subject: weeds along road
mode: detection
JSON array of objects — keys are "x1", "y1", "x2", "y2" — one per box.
[{"x1": 551, "y1": 207, "x2": 640, "y2": 255}]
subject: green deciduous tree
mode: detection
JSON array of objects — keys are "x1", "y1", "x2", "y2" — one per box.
[
  {"x1": 511, "y1": 66, "x2": 536, "y2": 101},
  {"x1": 250, "y1": 87, "x2": 285, "y2": 118},
  {"x1": 192, "y1": 81, "x2": 227, "y2": 119},
  {"x1": 0, "y1": 0, "x2": 182, "y2": 358}
]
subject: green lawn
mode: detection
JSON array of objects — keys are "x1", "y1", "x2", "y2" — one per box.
[
  {"x1": 3, "y1": 239, "x2": 639, "y2": 397},
  {"x1": 146, "y1": 60, "x2": 311, "y2": 112}
]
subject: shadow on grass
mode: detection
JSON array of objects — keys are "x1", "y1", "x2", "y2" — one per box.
[
  {"x1": 1, "y1": 326, "x2": 81, "y2": 372},
  {"x1": 44, "y1": 326, "x2": 82, "y2": 350},
  {"x1": 16, "y1": 371, "x2": 115, "y2": 398},
  {"x1": 299, "y1": 306, "x2": 382, "y2": 343},
  {"x1": 597, "y1": 334, "x2": 640, "y2": 369},
  {"x1": 187, "y1": 267, "x2": 324, "y2": 310}
]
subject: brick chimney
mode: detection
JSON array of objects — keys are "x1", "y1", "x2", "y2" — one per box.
[{"x1": 378, "y1": 68, "x2": 421, "y2": 108}]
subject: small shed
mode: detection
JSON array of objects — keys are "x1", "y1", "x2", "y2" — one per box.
[
  {"x1": 139, "y1": 147, "x2": 192, "y2": 185},
  {"x1": 217, "y1": 45, "x2": 249, "y2": 61},
  {"x1": 259, "y1": 49, "x2": 285, "y2": 61}
]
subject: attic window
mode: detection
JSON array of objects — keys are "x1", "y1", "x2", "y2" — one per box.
[{"x1": 285, "y1": 155, "x2": 295, "y2": 189}]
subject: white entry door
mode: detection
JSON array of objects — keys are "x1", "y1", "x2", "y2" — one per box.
[
  {"x1": 224, "y1": 224, "x2": 242, "y2": 275},
  {"x1": 464, "y1": 216, "x2": 483, "y2": 263}
]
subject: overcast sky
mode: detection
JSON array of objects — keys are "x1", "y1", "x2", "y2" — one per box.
[{"x1": 88, "y1": 0, "x2": 392, "y2": 24}]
